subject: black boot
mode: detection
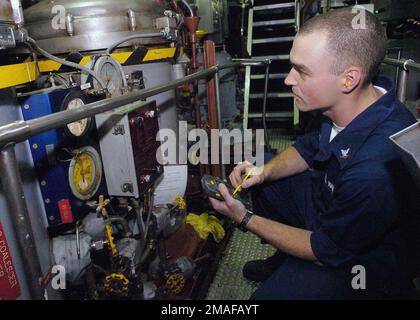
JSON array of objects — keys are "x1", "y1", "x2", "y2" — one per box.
[{"x1": 242, "y1": 251, "x2": 286, "y2": 282}]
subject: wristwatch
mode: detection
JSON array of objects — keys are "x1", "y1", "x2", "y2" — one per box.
[{"x1": 237, "y1": 209, "x2": 253, "y2": 232}]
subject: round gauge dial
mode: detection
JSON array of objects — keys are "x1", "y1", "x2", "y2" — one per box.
[
  {"x1": 93, "y1": 56, "x2": 125, "y2": 97},
  {"x1": 61, "y1": 91, "x2": 92, "y2": 138},
  {"x1": 68, "y1": 146, "x2": 102, "y2": 200},
  {"x1": 66, "y1": 98, "x2": 90, "y2": 137}
]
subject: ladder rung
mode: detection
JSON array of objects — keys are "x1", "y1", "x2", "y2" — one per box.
[
  {"x1": 253, "y1": 19, "x2": 295, "y2": 27},
  {"x1": 253, "y1": 36, "x2": 294, "y2": 44},
  {"x1": 251, "y1": 73, "x2": 288, "y2": 80},
  {"x1": 253, "y1": 3, "x2": 295, "y2": 11},
  {"x1": 252, "y1": 54, "x2": 290, "y2": 61},
  {"x1": 248, "y1": 112, "x2": 294, "y2": 118},
  {"x1": 250, "y1": 92, "x2": 294, "y2": 99}
]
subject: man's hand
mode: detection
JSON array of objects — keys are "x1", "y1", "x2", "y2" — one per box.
[
  {"x1": 229, "y1": 161, "x2": 265, "y2": 189},
  {"x1": 209, "y1": 184, "x2": 247, "y2": 223}
]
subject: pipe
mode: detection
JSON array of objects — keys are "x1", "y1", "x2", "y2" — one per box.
[
  {"x1": 0, "y1": 66, "x2": 218, "y2": 147},
  {"x1": 204, "y1": 40, "x2": 221, "y2": 178},
  {"x1": 214, "y1": 71, "x2": 226, "y2": 179},
  {"x1": 108, "y1": 217, "x2": 131, "y2": 237},
  {"x1": 0, "y1": 61, "x2": 267, "y2": 147},
  {"x1": 0, "y1": 144, "x2": 45, "y2": 299},
  {"x1": 179, "y1": 0, "x2": 194, "y2": 16},
  {"x1": 106, "y1": 32, "x2": 164, "y2": 55},
  {"x1": 382, "y1": 58, "x2": 418, "y2": 103},
  {"x1": 397, "y1": 68, "x2": 409, "y2": 103},
  {"x1": 27, "y1": 38, "x2": 107, "y2": 90},
  {"x1": 262, "y1": 60, "x2": 271, "y2": 150},
  {"x1": 383, "y1": 58, "x2": 420, "y2": 72}
]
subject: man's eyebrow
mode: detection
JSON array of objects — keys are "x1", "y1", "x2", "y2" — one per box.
[{"x1": 290, "y1": 60, "x2": 312, "y2": 74}]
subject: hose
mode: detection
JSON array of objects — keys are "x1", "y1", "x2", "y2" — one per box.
[
  {"x1": 108, "y1": 217, "x2": 131, "y2": 237},
  {"x1": 27, "y1": 37, "x2": 107, "y2": 90},
  {"x1": 179, "y1": 0, "x2": 194, "y2": 16},
  {"x1": 106, "y1": 33, "x2": 163, "y2": 55}
]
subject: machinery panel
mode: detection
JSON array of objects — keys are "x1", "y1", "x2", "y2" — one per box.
[
  {"x1": 96, "y1": 100, "x2": 162, "y2": 197},
  {"x1": 129, "y1": 100, "x2": 163, "y2": 195},
  {"x1": 20, "y1": 88, "x2": 107, "y2": 227}
]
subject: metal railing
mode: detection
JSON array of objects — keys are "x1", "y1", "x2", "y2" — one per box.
[
  {"x1": 383, "y1": 58, "x2": 420, "y2": 103},
  {"x1": 0, "y1": 59, "x2": 267, "y2": 299}
]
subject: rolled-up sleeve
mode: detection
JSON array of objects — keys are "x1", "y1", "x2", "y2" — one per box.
[
  {"x1": 292, "y1": 130, "x2": 320, "y2": 167},
  {"x1": 310, "y1": 167, "x2": 399, "y2": 268}
]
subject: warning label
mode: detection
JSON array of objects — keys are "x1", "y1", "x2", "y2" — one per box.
[{"x1": 0, "y1": 223, "x2": 21, "y2": 300}]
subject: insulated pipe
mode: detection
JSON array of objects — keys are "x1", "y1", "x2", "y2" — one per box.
[
  {"x1": 106, "y1": 32, "x2": 164, "y2": 54},
  {"x1": 0, "y1": 144, "x2": 44, "y2": 300}
]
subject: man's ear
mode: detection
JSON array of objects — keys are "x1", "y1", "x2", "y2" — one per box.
[{"x1": 342, "y1": 67, "x2": 362, "y2": 93}]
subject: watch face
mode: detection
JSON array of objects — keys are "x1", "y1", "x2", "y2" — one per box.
[{"x1": 66, "y1": 98, "x2": 90, "y2": 137}]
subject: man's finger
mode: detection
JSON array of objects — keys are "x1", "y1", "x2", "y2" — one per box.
[
  {"x1": 242, "y1": 176, "x2": 259, "y2": 189},
  {"x1": 231, "y1": 162, "x2": 254, "y2": 187},
  {"x1": 209, "y1": 197, "x2": 229, "y2": 214},
  {"x1": 218, "y1": 184, "x2": 235, "y2": 206},
  {"x1": 209, "y1": 197, "x2": 223, "y2": 211}
]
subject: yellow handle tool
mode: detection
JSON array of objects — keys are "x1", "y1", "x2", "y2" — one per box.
[{"x1": 232, "y1": 169, "x2": 253, "y2": 196}]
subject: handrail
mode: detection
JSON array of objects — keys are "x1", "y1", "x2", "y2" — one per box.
[
  {"x1": 0, "y1": 60, "x2": 265, "y2": 148},
  {"x1": 383, "y1": 58, "x2": 420, "y2": 73},
  {"x1": 382, "y1": 57, "x2": 420, "y2": 103}
]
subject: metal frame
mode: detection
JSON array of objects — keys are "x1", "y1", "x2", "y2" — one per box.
[
  {"x1": 0, "y1": 59, "x2": 266, "y2": 299},
  {"x1": 243, "y1": 0, "x2": 255, "y2": 129},
  {"x1": 243, "y1": 0, "x2": 301, "y2": 129},
  {"x1": 383, "y1": 58, "x2": 420, "y2": 103},
  {"x1": 293, "y1": 0, "x2": 301, "y2": 126}
]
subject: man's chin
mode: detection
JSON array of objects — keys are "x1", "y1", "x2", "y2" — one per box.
[{"x1": 295, "y1": 101, "x2": 309, "y2": 112}]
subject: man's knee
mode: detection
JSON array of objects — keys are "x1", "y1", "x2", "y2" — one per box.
[
  {"x1": 251, "y1": 171, "x2": 312, "y2": 226},
  {"x1": 249, "y1": 258, "x2": 357, "y2": 300}
]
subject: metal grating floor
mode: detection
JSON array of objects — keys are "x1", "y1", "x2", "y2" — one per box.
[
  {"x1": 266, "y1": 129, "x2": 295, "y2": 152},
  {"x1": 205, "y1": 133, "x2": 294, "y2": 300},
  {"x1": 205, "y1": 229, "x2": 276, "y2": 300}
]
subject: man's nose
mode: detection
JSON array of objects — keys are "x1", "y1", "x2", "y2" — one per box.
[{"x1": 284, "y1": 69, "x2": 297, "y2": 86}]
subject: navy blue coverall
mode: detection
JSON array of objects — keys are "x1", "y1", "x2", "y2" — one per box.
[{"x1": 251, "y1": 76, "x2": 417, "y2": 299}]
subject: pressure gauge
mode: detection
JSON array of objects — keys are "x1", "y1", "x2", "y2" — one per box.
[
  {"x1": 61, "y1": 91, "x2": 92, "y2": 138},
  {"x1": 68, "y1": 146, "x2": 103, "y2": 200},
  {"x1": 93, "y1": 56, "x2": 125, "y2": 97}
]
